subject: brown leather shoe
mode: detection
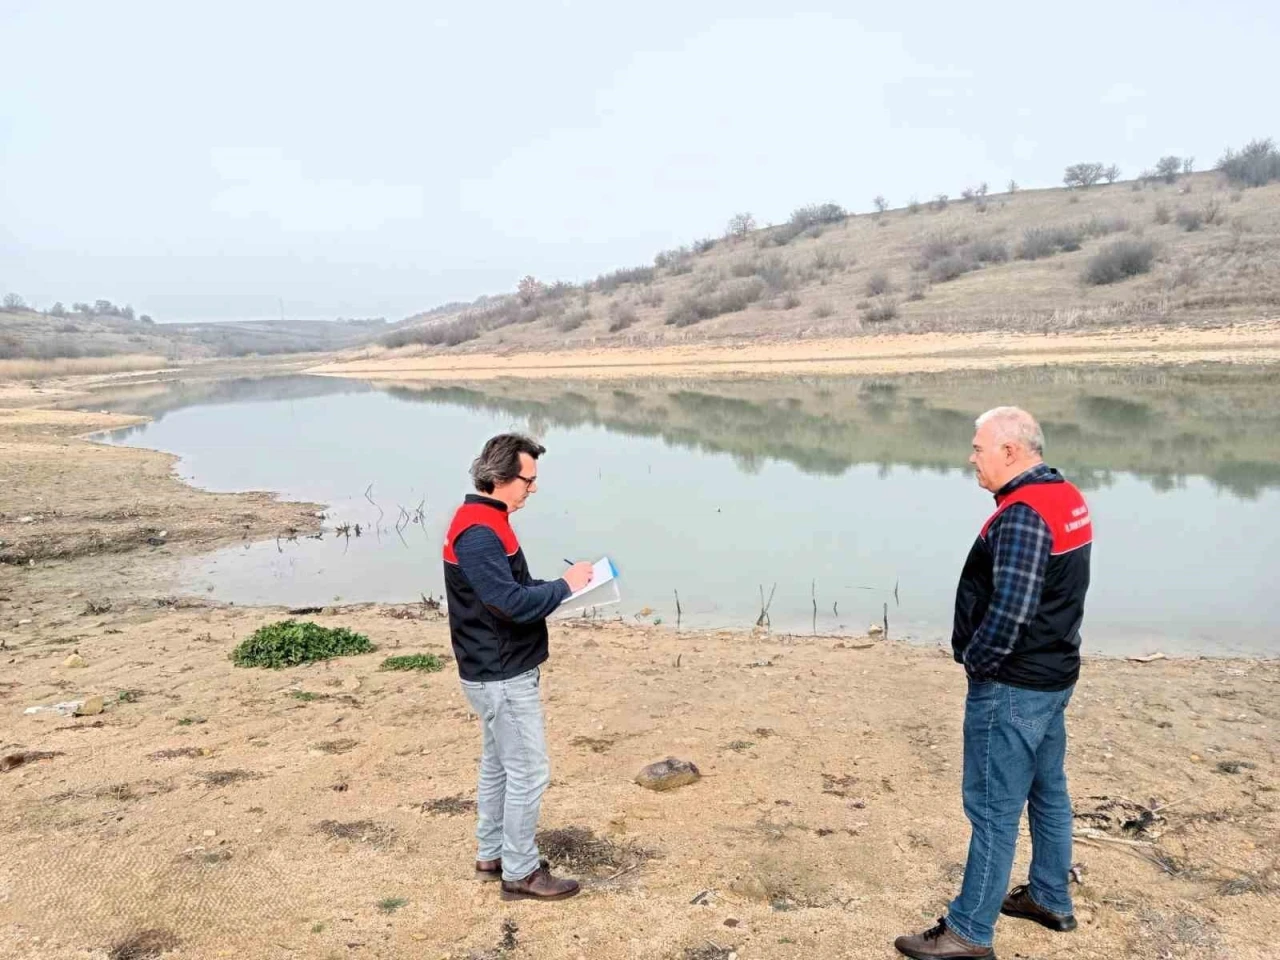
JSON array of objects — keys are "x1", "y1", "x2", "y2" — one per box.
[
  {"x1": 894, "y1": 919, "x2": 994, "y2": 959},
  {"x1": 1001, "y1": 884, "x2": 1077, "y2": 932},
  {"x1": 500, "y1": 863, "x2": 580, "y2": 902},
  {"x1": 476, "y1": 857, "x2": 549, "y2": 882}
]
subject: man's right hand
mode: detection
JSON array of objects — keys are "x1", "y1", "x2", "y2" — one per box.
[{"x1": 562, "y1": 562, "x2": 594, "y2": 593}]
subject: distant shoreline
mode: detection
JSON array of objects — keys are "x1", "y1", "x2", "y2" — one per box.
[{"x1": 307, "y1": 321, "x2": 1280, "y2": 381}]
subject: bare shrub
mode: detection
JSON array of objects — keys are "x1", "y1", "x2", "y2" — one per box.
[
  {"x1": 965, "y1": 237, "x2": 1009, "y2": 264},
  {"x1": 790, "y1": 203, "x2": 847, "y2": 227},
  {"x1": 756, "y1": 256, "x2": 792, "y2": 292},
  {"x1": 1155, "y1": 155, "x2": 1183, "y2": 184},
  {"x1": 1080, "y1": 214, "x2": 1130, "y2": 238},
  {"x1": 811, "y1": 302, "x2": 834, "y2": 319},
  {"x1": 1084, "y1": 239, "x2": 1156, "y2": 285},
  {"x1": 594, "y1": 265, "x2": 655, "y2": 293},
  {"x1": 930, "y1": 194, "x2": 949, "y2": 212},
  {"x1": 1217, "y1": 137, "x2": 1280, "y2": 188},
  {"x1": 557, "y1": 309, "x2": 590, "y2": 332},
  {"x1": 383, "y1": 315, "x2": 480, "y2": 348},
  {"x1": 1063, "y1": 162, "x2": 1105, "y2": 188},
  {"x1": 865, "y1": 272, "x2": 893, "y2": 296},
  {"x1": 916, "y1": 233, "x2": 966, "y2": 268},
  {"x1": 928, "y1": 256, "x2": 971, "y2": 283},
  {"x1": 654, "y1": 246, "x2": 692, "y2": 271},
  {"x1": 665, "y1": 278, "x2": 765, "y2": 327},
  {"x1": 725, "y1": 212, "x2": 756, "y2": 239},
  {"x1": 781, "y1": 292, "x2": 801, "y2": 310},
  {"x1": 638, "y1": 287, "x2": 663, "y2": 307},
  {"x1": 862, "y1": 298, "x2": 899, "y2": 323},
  {"x1": 1153, "y1": 202, "x2": 1171, "y2": 225},
  {"x1": 812, "y1": 249, "x2": 844, "y2": 272},
  {"x1": 907, "y1": 198, "x2": 921, "y2": 215},
  {"x1": 607, "y1": 303, "x2": 638, "y2": 333},
  {"x1": 1172, "y1": 263, "x2": 1201, "y2": 288},
  {"x1": 1016, "y1": 225, "x2": 1082, "y2": 260},
  {"x1": 1175, "y1": 207, "x2": 1204, "y2": 232},
  {"x1": 692, "y1": 237, "x2": 717, "y2": 254},
  {"x1": 516, "y1": 275, "x2": 542, "y2": 304},
  {"x1": 763, "y1": 222, "x2": 805, "y2": 247},
  {"x1": 872, "y1": 195, "x2": 889, "y2": 213}
]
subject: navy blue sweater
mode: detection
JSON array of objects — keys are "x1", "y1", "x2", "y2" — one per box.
[{"x1": 453, "y1": 526, "x2": 569, "y2": 623}]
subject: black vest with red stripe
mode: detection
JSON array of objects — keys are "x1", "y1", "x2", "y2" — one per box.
[
  {"x1": 442, "y1": 496, "x2": 549, "y2": 682},
  {"x1": 952, "y1": 471, "x2": 1093, "y2": 691}
]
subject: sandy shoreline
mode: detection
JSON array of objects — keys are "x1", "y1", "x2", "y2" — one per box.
[
  {"x1": 2, "y1": 374, "x2": 1278, "y2": 960},
  {"x1": 307, "y1": 323, "x2": 1280, "y2": 381}
]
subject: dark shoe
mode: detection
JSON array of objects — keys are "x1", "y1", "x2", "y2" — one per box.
[
  {"x1": 1000, "y1": 884, "x2": 1077, "y2": 932},
  {"x1": 894, "y1": 918, "x2": 994, "y2": 959},
  {"x1": 476, "y1": 857, "x2": 549, "y2": 882},
  {"x1": 500, "y1": 863, "x2": 580, "y2": 902}
]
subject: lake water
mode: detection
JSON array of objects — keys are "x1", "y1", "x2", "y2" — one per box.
[{"x1": 95, "y1": 365, "x2": 1280, "y2": 657}]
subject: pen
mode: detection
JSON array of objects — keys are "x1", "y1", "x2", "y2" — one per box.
[{"x1": 563, "y1": 558, "x2": 575, "y2": 566}]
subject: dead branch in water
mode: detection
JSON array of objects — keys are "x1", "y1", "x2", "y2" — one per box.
[
  {"x1": 811, "y1": 579, "x2": 818, "y2": 636},
  {"x1": 364, "y1": 484, "x2": 384, "y2": 540},
  {"x1": 756, "y1": 583, "x2": 777, "y2": 628}
]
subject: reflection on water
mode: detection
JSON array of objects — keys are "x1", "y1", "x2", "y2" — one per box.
[
  {"x1": 383, "y1": 365, "x2": 1280, "y2": 498},
  {"x1": 94, "y1": 365, "x2": 1280, "y2": 656}
]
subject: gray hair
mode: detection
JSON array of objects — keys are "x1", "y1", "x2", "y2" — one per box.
[
  {"x1": 470, "y1": 433, "x2": 546, "y2": 493},
  {"x1": 975, "y1": 406, "x2": 1044, "y2": 456}
]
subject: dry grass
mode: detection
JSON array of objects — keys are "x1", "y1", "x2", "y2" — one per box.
[
  {"x1": 0, "y1": 353, "x2": 169, "y2": 381},
  {"x1": 107, "y1": 928, "x2": 180, "y2": 959},
  {"x1": 534, "y1": 826, "x2": 655, "y2": 876}
]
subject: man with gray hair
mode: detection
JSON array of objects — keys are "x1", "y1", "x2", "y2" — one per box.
[
  {"x1": 896, "y1": 407, "x2": 1093, "y2": 959},
  {"x1": 443, "y1": 433, "x2": 594, "y2": 901}
]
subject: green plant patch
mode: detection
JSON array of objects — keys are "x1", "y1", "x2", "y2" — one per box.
[
  {"x1": 231, "y1": 620, "x2": 374, "y2": 669},
  {"x1": 379, "y1": 653, "x2": 445, "y2": 673}
]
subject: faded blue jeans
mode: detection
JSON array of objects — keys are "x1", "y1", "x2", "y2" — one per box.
[
  {"x1": 459, "y1": 667, "x2": 550, "y2": 882},
  {"x1": 947, "y1": 679, "x2": 1076, "y2": 948}
]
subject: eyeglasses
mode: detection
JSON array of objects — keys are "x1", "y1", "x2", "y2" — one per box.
[{"x1": 515, "y1": 474, "x2": 538, "y2": 487}]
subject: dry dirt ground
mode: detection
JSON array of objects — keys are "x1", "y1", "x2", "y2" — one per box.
[
  {"x1": 2, "y1": 378, "x2": 1278, "y2": 960},
  {"x1": 309, "y1": 322, "x2": 1280, "y2": 382}
]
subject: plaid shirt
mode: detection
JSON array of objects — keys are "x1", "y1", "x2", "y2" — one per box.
[{"x1": 963, "y1": 463, "x2": 1057, "y2": 681}]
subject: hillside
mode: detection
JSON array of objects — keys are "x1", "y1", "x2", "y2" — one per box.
[
  {"x1": 377, "y1": 168, "x2": 1280, "y2": 358},
  {"x1": 0, "y1": 306, "x2": 387, "y2": 375}
]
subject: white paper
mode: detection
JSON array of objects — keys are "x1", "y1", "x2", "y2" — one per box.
[{"x1": 557, "y1": 556, "x2": 621, "y2": 613}]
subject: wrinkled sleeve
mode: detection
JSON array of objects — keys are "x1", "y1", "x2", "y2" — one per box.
[{"x1": 454, "y1": 526, "x2": 569, "y2": 624}]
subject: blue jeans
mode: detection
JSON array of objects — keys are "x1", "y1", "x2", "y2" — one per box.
[
  {"x1": 947, "y1": 679, "x2": 1075, "y2": 948},
  {"x1": 459, "y1": 667, "x2": 550, "y2": 882}
]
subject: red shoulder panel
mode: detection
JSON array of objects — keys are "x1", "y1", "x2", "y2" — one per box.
[
  {"x1": 442, "y1": 503, "x2": 518, "y2": 564},
  {"x1": 981, "y1": 481, "x2": 1092, "y2": 555}
]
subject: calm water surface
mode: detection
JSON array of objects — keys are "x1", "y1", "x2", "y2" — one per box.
[{"x1": 95, "y1": 365, "x2": 1280, "y2": 657}]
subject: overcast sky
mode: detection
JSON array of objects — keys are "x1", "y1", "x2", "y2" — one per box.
[{"x1": 2, "y1": 1, "x2": 1276, "y2": 322}]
